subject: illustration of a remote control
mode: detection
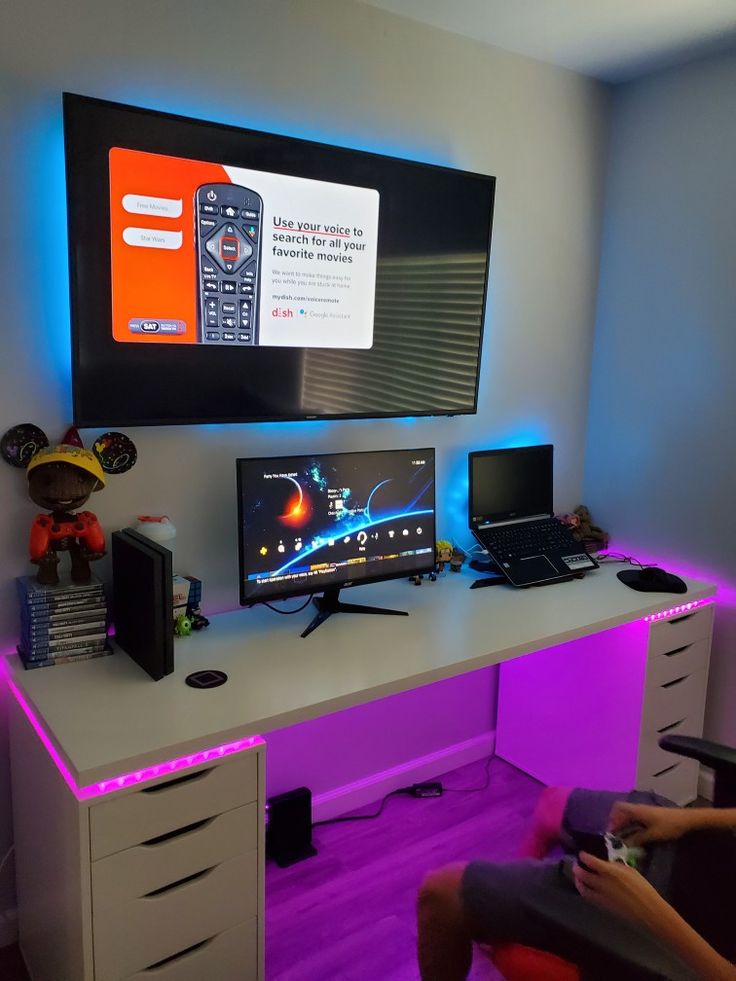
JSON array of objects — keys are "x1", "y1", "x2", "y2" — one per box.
[{"x1": 195, "y1": 183, "x2": 262, "y2": 346}]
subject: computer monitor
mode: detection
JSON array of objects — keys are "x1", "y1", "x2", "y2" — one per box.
[{"x1": 237, "y1": 448, "x2": 435, "y2": 636}]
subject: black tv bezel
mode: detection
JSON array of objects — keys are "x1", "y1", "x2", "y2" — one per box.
[
  {"x1": 236, "y1": 446, "x2": 437, "y2": 606},
  {"x1": 64, "y1": 92, "x2": 496, "y2": 427}
]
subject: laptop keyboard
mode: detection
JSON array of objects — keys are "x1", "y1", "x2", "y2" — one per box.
[{"x1": 481, "y1": 518, "x2": 579, "y2": 561}]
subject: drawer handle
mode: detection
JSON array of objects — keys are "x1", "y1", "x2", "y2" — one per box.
[
  {"x1": 667, "y1": 613, "x2": 696, "y2": 625},
  {"x1": 657, "y1": 718, "x2": 686, "y2": 735},
  {"x1": 141, "y1": 767, "x2": 214, "y2": 794},
  {"x1": 662, "y1": 644, "x2": 692, "y2": 658},
  {"x1": 661, "y1": 675, "x2": 689, "y2": 689},
  {"x1": 141, "y1": 936, "x2": 216, "y2": 973},
  {"x1": 143, "y1": 816, "x2": 213, "y2": 847},
  {"x1": 143, "y1": 865, "x2": 215, "y2": 899},
  {"x1": 654, "y1": 763, "x2": 679, "y2": 778}
]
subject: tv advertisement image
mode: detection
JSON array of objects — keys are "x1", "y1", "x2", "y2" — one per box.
[{"x1": 109, "y1": 148, "x2": 380, "y2": 348}]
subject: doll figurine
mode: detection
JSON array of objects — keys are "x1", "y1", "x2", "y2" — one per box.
[{"x1": 1, "y1": 424, "x2": 137, "y2": 585}]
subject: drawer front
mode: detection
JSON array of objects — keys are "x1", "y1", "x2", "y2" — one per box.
[
  {"x1": 642, "y1": 758, "x2": 699, "y2": 806},
  {"x1": 637, "y1": 709, "x2": 705, "y2": 783},
  {"x1": 641, "y1": 668, "x2": 708, "y2": 735},
  {"x1": 94, "y1": 849, "x2": 258, "y2": 981},
  {"x1": 646, "y1": 637, "x2": 710, "y2": 688},
  {"x1": 648, "y1": 605, "x2": 713, "y2": 656},
  {"x1": 93, "y1": 802, "x2": 259, "y2": 909},
  {"x1": 125, "y1": 918, "x2": 258, "y2": 981},
  {"x1": 91, "y1": 752, "x2": 258, "y2": 860}
]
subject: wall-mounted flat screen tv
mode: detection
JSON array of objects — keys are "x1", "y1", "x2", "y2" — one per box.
[{"x1": 64, "y1": 94, "x2": 496, "y2": 427}]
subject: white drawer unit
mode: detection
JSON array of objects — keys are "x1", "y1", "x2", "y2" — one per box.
[
  {"x1": 7, "y1": 694, "x2": 265, "y2": 981},
  {"x1": 637, "y1": 605, "x2": 715, "y2": 804},
  {"x1": 94, "y1": 850, "x2": 259, "y2": 981},
  {"x1": 92, "y1": 803, "x2": 259, "y2": 910},
  {"x1": 90, "y1": 754, "x2": 258, "y2": 860},
  {"x1": 124, "y1": 919, "x2": 258, "y2": 981},
  {"x1": 648, "y1": 604, "x2": 714, "y2": 656}
]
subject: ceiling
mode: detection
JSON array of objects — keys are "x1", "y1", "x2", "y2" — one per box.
[{"x1": 358, "y1": 0, "x2": 736, "y2": 82}]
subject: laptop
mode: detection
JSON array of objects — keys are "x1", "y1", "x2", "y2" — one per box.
[{"x1": 468, "y1": 445, "x2": 598, "y2": 587}]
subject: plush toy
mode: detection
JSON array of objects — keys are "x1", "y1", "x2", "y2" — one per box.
[
  {"x1": 449, "y1": 548, "x2": 465, "y2": 572},
  {"x1": 559, "y1": 505, "x2": 609, "y2": 551},
  {"x1": 1, "y1": 424, "x2": 137, "y2": 585}
]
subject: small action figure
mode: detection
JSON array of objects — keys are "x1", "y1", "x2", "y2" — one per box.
[{"x1": 2, "y1": 424, "x2": 137, "y2": 586}]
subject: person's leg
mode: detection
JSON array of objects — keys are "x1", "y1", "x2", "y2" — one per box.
[
  {"x1": 417, "y1": 862, "x2": 473, "y2": 981},
  {"x1": 520, "y1": 785, "x2": 573, "y2": 858}
]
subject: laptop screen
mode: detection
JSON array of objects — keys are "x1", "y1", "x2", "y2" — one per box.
[{"x1": 468, "y1": 445, "x2": 553, "y2": 527}]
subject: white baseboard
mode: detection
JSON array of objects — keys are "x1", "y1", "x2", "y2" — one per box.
[
  {"x1": 0, "y1": 906, "x2": 18, "y2": 948},
  {"x1": 312, "y1": 731, "x2": 496, "y2": 822},
  {"x1": 698, "y1": 767, "x2": 714, "y2": 802}
]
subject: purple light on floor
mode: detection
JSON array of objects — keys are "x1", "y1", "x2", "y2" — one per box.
[{"x1": 3, "y1": 667, "x2": 263, "y2": 800}]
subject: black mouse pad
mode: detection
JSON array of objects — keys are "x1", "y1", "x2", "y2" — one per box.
[{"x1": 617, "y1": 569, "x2": 687, "y2": 593}]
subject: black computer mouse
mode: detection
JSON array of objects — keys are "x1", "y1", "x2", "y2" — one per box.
[
  {"x1": 617, "y1": 566, "x2": 687, "y2": 593},
  {"x1": 640, "y1": 566, "x2": 669, "y2": 587}
]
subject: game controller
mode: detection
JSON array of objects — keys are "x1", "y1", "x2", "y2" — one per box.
[
  {"x1": 30, "y1": 511, "x2": 105, "y2": 561},
  {"x1": 572, "y1": 829, "x2": 645, "y2": 870}
]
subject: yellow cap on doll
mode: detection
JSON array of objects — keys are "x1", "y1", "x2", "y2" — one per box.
[{"x1": 26, "y1": 444, "x2": 106, "y2": 489}]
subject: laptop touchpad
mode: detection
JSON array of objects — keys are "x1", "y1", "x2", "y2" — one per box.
[{"x1": 518, "y1": 555, "x2": 558, "y2": 578}]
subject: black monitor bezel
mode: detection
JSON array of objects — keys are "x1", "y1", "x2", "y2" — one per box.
[{"x1": 237, "y1": 446, "x2": 436, "y2": 606}]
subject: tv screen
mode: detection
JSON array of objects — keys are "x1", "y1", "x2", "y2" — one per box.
[
  {"x1": 64, "y1": 94, "x2": 496, "y2": 426},
  {"x1": 237, "y1": 447, "x2": 435, "y2": 609}
]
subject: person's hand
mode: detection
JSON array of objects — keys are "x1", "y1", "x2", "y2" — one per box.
[
  {"x1": 573, "y1": 853, "x2": 669, "y2": 928},
  {"x1": 607, "y1": 801, "x2": 694, "y2": 845}
]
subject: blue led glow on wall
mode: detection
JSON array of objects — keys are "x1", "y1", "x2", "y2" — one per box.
[
  {"x1": 443, "y1": 427, "x2": 548, "y2": 547},
  {"x1": 20, "y1": 108, "x2": 72, "y2": 403}
]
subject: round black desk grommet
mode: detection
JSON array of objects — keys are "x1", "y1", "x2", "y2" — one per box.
[{"x1": 185, "y1": 669, "x2": 228, "y2": 689}]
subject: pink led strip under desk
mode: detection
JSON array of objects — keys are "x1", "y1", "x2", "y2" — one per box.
[
  {"x1": 4, "y1": 673, "x2": 263, "y2": 801},
  {"x1": 643, "y1": 598, "x2": 712, "y2": 622},
  {"x1": 2, "y1": 596, "x2": 713, "y2": 800}
]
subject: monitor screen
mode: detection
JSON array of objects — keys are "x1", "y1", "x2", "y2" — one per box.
[
  {"x1": 237, "y1": 448, "x2": 435, "y2": 605},
  {"x1": 468, "y1": 445, "x2": 553, "y2": 526},
  {"x1": 64, "y1": 94, "x2": 495, "y2": 426}
]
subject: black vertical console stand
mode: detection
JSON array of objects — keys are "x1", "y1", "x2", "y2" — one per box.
[{"x1": 301, "y1": 585, "x2": 408, "y2": 638}]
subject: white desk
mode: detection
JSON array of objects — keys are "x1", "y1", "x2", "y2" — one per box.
[{"x1": 5, "y1": 564, "x2": 717, "y2": 980}]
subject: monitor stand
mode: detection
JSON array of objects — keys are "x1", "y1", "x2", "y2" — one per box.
[{"x1": 301, "y1": 586, "x2": 408, "y2": 638}]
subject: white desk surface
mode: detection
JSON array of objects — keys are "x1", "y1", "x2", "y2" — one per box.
[{"x1": 6, "y1": 564, "x2": 716, "y2": 787}]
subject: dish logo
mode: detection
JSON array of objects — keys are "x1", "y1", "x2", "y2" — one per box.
[{"x1": 272, "y1": 307, "x2": 294, "y2": 318}]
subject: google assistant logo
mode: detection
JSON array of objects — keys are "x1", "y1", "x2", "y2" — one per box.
[{"x1": 299, "y1": 308, "x2": 306, "y2": 316}]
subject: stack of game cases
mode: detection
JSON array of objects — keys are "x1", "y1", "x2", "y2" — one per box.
[{"x1": 16, "y1": 574, "x2": 112, "y2": 669}]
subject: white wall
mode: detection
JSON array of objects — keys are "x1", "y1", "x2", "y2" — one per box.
[
  {"x1": 584, "y1": 47, "x2": 736, "y2": 746},
  {"x1": 0, "y1": 0, "x2": 607, "y2": 921}
]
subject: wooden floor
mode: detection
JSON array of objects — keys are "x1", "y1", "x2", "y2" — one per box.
[
  {"x1": 0, "y1": 758, "x2": 542, "y2": 981},
  {"x1": 266, "y1": 757, "x2": 542, "y2": 980}
]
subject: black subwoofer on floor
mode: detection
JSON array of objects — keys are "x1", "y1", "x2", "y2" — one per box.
[{"x1": 266, "y1": 786, "x2": 318, "y2": 867}]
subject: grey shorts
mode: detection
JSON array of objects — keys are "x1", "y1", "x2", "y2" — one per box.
[{"x1": 461, "y1": 789, "x2": 698, "y2": 981}]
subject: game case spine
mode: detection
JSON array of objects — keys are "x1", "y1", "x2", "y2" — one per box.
[
  {"x1": 19, "y1": 641, "x2": 109, "y2": 662},
  {"x1": 20, "y1": 594, "x2": 105, "y2": 616},
  {"x1": 22, "y1": 618, "x2": 108, "y2": 640},
  {"x1": 20, "y1": 635, "x2": 109, "y2": 658},
  {"x1": 20, "y1": 606, "x2": 107, "y2": 631},
  {"x1": 19, "y1": 647, "x2": 114, "y2": 669},
  {"x1": 16, "y1": 576, "x2": 104, "y2": 601}
]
